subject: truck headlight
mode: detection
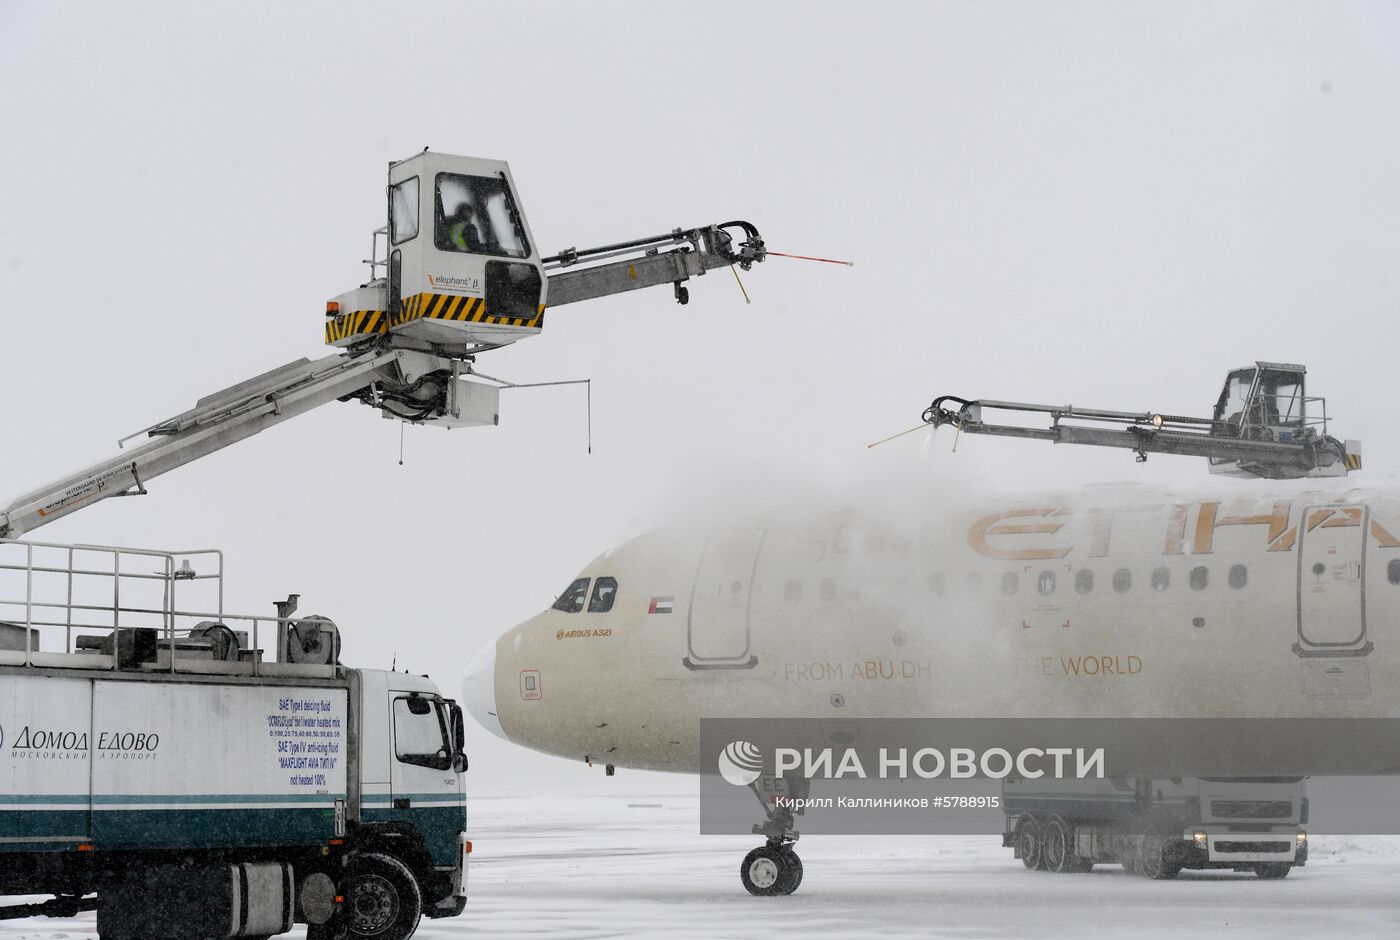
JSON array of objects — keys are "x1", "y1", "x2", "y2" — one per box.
[
  {"x1": 1296, "y1": 831, "x2": 1307, "y2": 846},
  {"x1": 1193, "y1": 831, "x2": 1207, "y2": 846}
]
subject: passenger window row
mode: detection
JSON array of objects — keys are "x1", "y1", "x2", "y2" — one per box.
[
  {"x1": 933, "y1": 564, "x2": 1252, "y2": 597},
  {"x1": 783, "y1": 559, "x2": 1297, "y2": 603},
  {"x1": 551, "y1": 576, "x2": 618, "y2": 613}
]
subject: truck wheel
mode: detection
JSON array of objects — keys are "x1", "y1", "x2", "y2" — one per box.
[
  {"x1": 1254, "y1": 863, "x2": 1291, "y2": 879},
  {"x1": 1042, "y1": 816, "x2": 1075, "y2": 874},
  {"x1": 336, "y1": 852, "x2": 423, "y2": 940},
  {"x1": 1015, "y1": 816, "x2": 1045, "y2": 870},
  {"x1": 1137, "y1": 830, "x2": 1183, "y2": 880}
]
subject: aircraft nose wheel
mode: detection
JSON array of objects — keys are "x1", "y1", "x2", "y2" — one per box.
[{"x1": 741, "y1": 844, "x2": 803, "y2": 896}]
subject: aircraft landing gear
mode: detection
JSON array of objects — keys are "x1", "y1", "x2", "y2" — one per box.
[
  {"x1": 740, "y1": 777, "x2": 805, "y2": 896},
  {"x1": 740, "y1": 844, "x2": 803, "y2": 896}
]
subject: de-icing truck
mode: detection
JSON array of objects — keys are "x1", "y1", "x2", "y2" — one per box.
[
  {"x1": 0, "y1": 540, "x2": 468, "y2": 940},
  {"x1": 1003, "y1": 775, "x2": 1308, "y2": 880},
  {"x1": 0, "y1": 150, "x2": 770, "y2": 936}
]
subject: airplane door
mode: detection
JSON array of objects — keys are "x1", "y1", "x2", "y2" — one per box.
[
  {"x1": 1295, "y1": 505, "x2": 1372, "y2": 657},
  {"x1": 684, "y1": 528, "x2": 764, "y2": 670}
]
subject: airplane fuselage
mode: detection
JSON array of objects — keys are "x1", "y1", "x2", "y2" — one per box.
[{"x1": 466, "y1": 485, "x2": 1400, "y2": 773}]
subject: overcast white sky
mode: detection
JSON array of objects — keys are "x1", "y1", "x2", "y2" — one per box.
[{"x1": 2, "y1": 2, "x2": 1398, "y2": 794}]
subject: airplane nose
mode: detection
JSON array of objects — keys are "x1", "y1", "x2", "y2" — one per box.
[{"x1": 463, "y1": 640, "x2": 507, "y2": 741}]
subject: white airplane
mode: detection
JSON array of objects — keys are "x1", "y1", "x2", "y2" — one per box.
[{"x1": 465, "y1": 480, "x2": 1400, "y2": 889}]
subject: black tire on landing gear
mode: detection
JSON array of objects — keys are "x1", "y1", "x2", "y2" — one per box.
[
  {"x1": 1016, "y1": 816, "x2": 1045, "y2": 870},
  {"x1": 779, "y1": 846, "x2": 804, "y2": 893},
  {"x1": 331, "y1": 851, "x2": 423, "y2": 940},
  {"x1": 1042, "y1": 816, "x2": 1075, "y2": 874},
  {"x1": 1254, "y1": 863, "x2": 1291, "y2": 879},
  {"x1": 741, "y1": 845, "x2": 799, "y2": 896},
  {"x1": 1137, "y1": 828, "x2": 1183, "y2": 880}
]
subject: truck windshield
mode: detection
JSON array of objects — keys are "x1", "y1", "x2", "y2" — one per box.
[
  {"x1": 393, "y1": 696, "x2": 451, "y2": 770},
  {"x1": 434, "y1": 173, "x2": 530, "y2": 259}
]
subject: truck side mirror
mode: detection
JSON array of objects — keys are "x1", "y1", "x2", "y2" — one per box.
[{"x1": 448, "y1": 700, "x2": 468, "y2": 773}]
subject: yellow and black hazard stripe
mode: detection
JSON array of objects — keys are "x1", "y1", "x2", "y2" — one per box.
[
  {"x1": 1346, "y1": 451, "x2": 1363, "y2": 471},
  {"x1": 324, "y1": 310, "x2": 388, "y2": 345},
  {"x1": 392, "y1": 293, "x2": 545, "y2": 330}
]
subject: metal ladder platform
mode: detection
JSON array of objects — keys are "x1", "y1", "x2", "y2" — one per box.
[{"x1": 0, "y1": 539, "x2": 339, "y2": 678}]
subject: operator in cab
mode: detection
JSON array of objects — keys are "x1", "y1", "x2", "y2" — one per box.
[{"x1": 446, "y1": 201, "x2": 483, "y2": 252}]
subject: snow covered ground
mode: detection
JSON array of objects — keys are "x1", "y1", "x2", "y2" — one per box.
[{"x1": 5, "y1": 795, "x2": 1400, "y2": 939}]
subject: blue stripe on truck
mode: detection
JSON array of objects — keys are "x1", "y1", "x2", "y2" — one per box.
[
  {"x1": 2, "y1": 794, "x2": 464, "y2": 857},
  {"x1": 94, "y1": 793, "x2": 343, "y2": 805},
  {"x1": 94, "y1": 807, "x2": 335, "y2": 849},
  {"x1": 0, "y1": 809, "x2": 89, "y2": 846},
  {"x1": 364, "y1": 804, "x2": 466, "y2": 866},
  {"x1": 0, "y1": 795, "x2": 90, "y2": 805}
]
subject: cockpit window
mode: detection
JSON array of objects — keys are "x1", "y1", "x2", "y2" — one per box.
[
  {"x1": 552, "y1": 578, "x2": 589, "y2": 613},
  {"x1": 588, "y1": 576, "x2": 618, "y2": 613},
  {"x1": 434, "y1": 172, "x2": 530, "y2": 258}
]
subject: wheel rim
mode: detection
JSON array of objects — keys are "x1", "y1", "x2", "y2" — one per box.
[
  {"x1": 1019, "y1": 825, "x2": 1041, "y2": 867},
  {"x1": 748, "y1": 856, "x2": 779, "y2": 889},
  {"x1": 1045, "y1": 826, "x2": 1066, "y2": 870},
  {"x1": 348, "y1": 873, "x2": 398, "y2": 935}
]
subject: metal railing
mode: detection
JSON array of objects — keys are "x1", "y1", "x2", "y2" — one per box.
[
  {"x1": 0, "y1": 539, "x2": 335, "y2": 676},
  {"x1": 363, "y1": 225, "x2": 389, "y2": 282}
]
